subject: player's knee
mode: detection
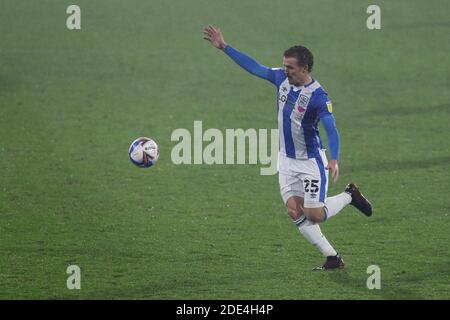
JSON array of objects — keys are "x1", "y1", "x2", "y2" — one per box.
[
  {"x1": 286, "y1": 197, "x2": 304, "y2": 220},
  {"x1": 287, "y1": 207, "x2": 303, "y2": 220}
]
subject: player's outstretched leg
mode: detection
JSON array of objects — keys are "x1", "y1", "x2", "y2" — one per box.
[
  {"x1": 345, "y1": 183, "x2": 373, "y2": 216},
  {"x1": 313, "y1": 253, "x2": 345, "y2": 271}
]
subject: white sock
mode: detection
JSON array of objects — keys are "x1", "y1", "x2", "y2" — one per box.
[
  {"x1": 294, "y1": 217, "x2": 337, "y2": 257},
  {"x1": 324, "y1": 192, "x2": 352, "y2": 220}
]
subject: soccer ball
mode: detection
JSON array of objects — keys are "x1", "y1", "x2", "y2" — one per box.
[{"x1": 128, "y1": 137, "x2": 159, "y2": 168}]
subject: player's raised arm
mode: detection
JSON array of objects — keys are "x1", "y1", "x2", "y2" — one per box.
[{"x1": 203, "y1": 25, "x2": 281, "y2": 85}]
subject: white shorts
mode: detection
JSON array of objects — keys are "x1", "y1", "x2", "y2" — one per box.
[{"x1": 278, "y1": 150, "x2": 329, "y2": 208}]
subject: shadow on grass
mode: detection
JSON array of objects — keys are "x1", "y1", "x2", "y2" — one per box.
[{"x1": 324, "y1": 268, "x2": 424, "y2": 300}]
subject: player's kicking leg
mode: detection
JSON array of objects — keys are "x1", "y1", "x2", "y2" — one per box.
[
  {"x1": 279, "y1": 154, "x2": 344, "y2": 270},
  {"x1": 304, "y1": 183, "x2": 373, "y2": 223},
  {"x1": 301, "y1": 182, "x2": 372, "y2": 270},
  {"x1": 299, "y1": 152, "x2": 372, "y2": 269},
  {"x1": 279, "y1": 153, "x2": 373, "y2": 270}
]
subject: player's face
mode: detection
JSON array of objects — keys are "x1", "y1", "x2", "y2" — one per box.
[{"x1": 283, "y1": 57, "x2": 308, "y2": 86}]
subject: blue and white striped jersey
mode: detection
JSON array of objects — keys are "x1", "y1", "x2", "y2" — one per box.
[
  {"x1": 224, "y1": 45, "x2": 339, "y2": 161},
  {"x1": 274, "y1": 73, "x2": 333, "y2": 159}
]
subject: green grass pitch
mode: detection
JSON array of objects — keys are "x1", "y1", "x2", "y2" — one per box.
[{"x1": 0, "y1": 0, "x2": 449, "y2": 299}]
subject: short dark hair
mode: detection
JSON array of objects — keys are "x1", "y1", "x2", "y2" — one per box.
[{"x1": 283, "y1": 45, "x2": 314, "y2": 72}]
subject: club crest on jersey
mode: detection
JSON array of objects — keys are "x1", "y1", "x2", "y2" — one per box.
[
  {"x1": 299, "y1": 94, "x2": 309, "y2": 107},
  {"x1": 296, "y1": 94, "x2": 309, "y2": 113}
]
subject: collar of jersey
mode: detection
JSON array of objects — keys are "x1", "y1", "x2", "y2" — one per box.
[{"x1": 291, "y1": 79, "x2": 315, "y2": 92}]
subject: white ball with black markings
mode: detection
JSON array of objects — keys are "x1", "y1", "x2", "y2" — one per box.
[{"x1": 128, "y1": 137, "x2": 159, "y2": 168}]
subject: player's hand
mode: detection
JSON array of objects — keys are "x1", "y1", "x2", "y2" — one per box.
[
  {"x1": 326, "y1": 160, "x2": 339, "y2": 184},
  {"x1": 203, "y1": 25, "x2": 227, "y2": 50}
]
